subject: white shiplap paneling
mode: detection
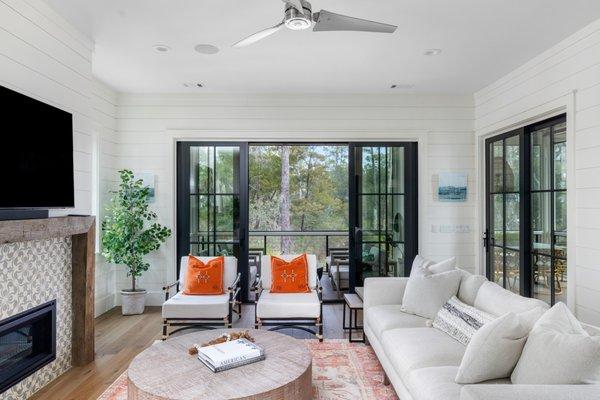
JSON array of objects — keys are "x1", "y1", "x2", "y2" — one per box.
[
  {"x1": 115, "y1": 93, "x2": 476, "y2": 305},
  {"x1": 474, "y1": 18, "x2": 600, "y2": 324}
]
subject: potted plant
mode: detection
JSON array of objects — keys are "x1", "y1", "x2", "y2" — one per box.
[{"x1": 101, "y1": 170, "x2": 171, "y2": 315}]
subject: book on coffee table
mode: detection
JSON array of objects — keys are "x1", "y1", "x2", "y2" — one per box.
[{"x1": 196, "y1": 339, "x2": 265, "y2": 372}]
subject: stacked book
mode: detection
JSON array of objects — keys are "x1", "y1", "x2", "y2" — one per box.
[{"x1": 196, "y1": 339, "x2": 265, "y2": 372}]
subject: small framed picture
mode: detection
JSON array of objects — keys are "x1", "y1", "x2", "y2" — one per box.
[{"x1": 438, "y1": 172, "x2": 467, "y2": 202}]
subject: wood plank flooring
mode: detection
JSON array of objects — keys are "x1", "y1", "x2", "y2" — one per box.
[{"x1": 31, "y1": 303, "x2": 356, "y2": 400}]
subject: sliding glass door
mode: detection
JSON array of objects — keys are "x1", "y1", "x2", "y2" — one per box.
[
  {"x1": 484, "y1": 115, "x2": 567, "y2": 305},
  {"x1": 349, "y1": 143, "x2": 418, "y2": 288},
  {"x1": 177, "y1": 142, "x2": 249, "y2": 299}
]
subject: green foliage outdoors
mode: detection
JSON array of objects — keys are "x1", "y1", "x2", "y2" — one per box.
[{"x1": 101, "y1": 170, "x2": 171, "y2": 292}]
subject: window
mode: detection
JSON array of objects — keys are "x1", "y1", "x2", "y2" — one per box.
[{"x1": 485, "y1": 115, "x2": 567, "y2": 305}]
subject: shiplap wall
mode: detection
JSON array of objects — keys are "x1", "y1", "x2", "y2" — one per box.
[
  {"x1": 115, "y1": 93, "x2": 476, "y2": 305},
  {"x1": 474, "y1": 18, "x2": 600, "y2": 325},
  {"x1": 0, "y1": 0, "x2": 117, "y2": 317}
]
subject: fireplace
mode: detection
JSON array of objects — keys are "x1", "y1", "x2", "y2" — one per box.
[{"x1": 0, "y1": 301, "x2": 56, "y2": 394}]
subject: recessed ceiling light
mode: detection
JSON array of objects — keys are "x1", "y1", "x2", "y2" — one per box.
[
  {"x1": 153, "y1": 44, "x2": 171, "y2": 53},
  {"x1": 391, "y1": 84, "x2": 415, "y2": 89},
  {"x1": 423, "y1": 48, "x2": 442, "y2": 56},
  {"x1": 194, "y1": 44, "x2": 219, "y2": 55},
  {"x1": 183, "y1": 82, "x2": 204, "y2": 88}
]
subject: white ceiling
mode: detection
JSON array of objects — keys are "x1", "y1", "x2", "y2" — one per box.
[{"x1": 47, "y1": 0, "x2": 600, "y2": 94}]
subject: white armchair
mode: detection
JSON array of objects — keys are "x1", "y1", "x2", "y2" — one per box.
[
  {"x1": 162, "y1": 256, "x2": 241, "y2": 339},
  {"x1": 252, "y1": 254, "x2": 323, "y2": 341}
]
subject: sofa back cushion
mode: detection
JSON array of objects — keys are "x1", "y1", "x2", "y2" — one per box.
[
  {"x1": 474, "y1": 281, "x2": 549, "y2": 317},
  {"x1": 261, "y1": 254, "x2": 318, "y2": 290},
  {"x1": 457, "y1": 269, "x2": 487, "y2": 306},
  {"x1": 179, "y1": 256, "x2": 238, "y2": 290}
]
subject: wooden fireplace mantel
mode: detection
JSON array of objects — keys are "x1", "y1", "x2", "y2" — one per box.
[{"x1": 0, "y1": 215, "x2": 96, "y2": 366}]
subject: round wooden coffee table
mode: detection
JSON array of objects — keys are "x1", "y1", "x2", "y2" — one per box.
[{"x1": 127, "y1": 329, "x2": 312, "y2": 400}]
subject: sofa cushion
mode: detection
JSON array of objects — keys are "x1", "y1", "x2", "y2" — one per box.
[
  {"x1": 381, "y1": 327, "x2": 466, "y2": 381},
  {"x1": 162, "y1": 292, "x2": 229, "y2": 319},
  {"x1": 474, "y1": 281, "x2": 548, "y2": 317},
  {"x1": 256, "y1": 290, "x2": 320, "y2": 319},
  {"x1": 410, "y1": 255, "x2": 434, "y2": 277},
  {"x1": 457, "y1": 270, "x2": 487, "y2": 306},
  {"x1": 402, "y1": 270, "x2": 463, "y2": 319},
  {"x1": 366, "y1": 305, "x2": 428, "y2": 339},
  {"x1": 429, "y1": 257, "x2": 457, "y2": 274},
  {"x1": 407, "y1": 366, "x2": 463, "y2": 400}
]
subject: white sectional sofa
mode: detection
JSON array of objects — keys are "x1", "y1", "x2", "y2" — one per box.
[{"x1": 364, "y1": 271, "x2": 600, "y2": 400}]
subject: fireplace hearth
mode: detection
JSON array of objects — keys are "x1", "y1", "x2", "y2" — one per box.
[{"x1": 0, "y1": 301, "x2": 56, "y2": 394}]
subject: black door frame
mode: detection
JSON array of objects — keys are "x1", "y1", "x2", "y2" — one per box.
[
  {"x1": 176, "y1": 141, "x2": 250, "y2": 301},
  {"x1": 484, "y1": 114, "x2": 566, "y2": 303},
  {"x1": 348, "y1": 142, "x2": 419, "y2": 292},
  {"x1": 177, "y1": 140, "x2": 419, "y2": 302}
]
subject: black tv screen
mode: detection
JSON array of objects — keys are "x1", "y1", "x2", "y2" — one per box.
[{"x1": 0, "y1": 85, "x2": 74, "y2": 209}]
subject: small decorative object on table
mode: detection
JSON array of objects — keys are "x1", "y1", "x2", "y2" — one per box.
[
  {"x1": 195, "y1": 338, "x2": 265, "y2": 373},
  {"x1": 188, "y1": 330, "x2": 255, "y2": 354}
]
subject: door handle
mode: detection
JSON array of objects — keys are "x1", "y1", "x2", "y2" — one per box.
[{"x1": 354, "y1": 227, "x2": 362, "y2": 240}]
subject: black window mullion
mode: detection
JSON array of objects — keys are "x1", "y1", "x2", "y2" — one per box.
[
  {"x1": 550, "y1": 127, "x2": 556, "y2": 305},
  {"x1": 502, "y1": 138, "x2": 507, "y2": 289},
  {"x1": 519, "y1": 128, "x2": 531, "y2": 297}
]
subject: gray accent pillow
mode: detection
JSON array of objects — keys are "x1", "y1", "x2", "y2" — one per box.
[
  {"x1": 511, "y1": 302, "x2": 600, "y2": 384},
  {"x1": 433, "y1": 296, "x2": 494, "y2": 345},
  {"x1": 456, "y1": 312, "x2": 528, "y2": 383},
  {"x1": 401, "y1": 270, "x2": 463, "y2": 320}
]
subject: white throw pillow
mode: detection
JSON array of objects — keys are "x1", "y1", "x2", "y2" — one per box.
[
  {"x1": 409, "y1": 255, "x2": 434, "y2": 277},
  {"x1": 511, "y1": 302, "x2": 600, "y2": 384},
  {"x1": 428, "y1": 257, "x2": 456, "y2": 274},
  {"x1": 456, "y1": 313, "x2": 528, "y2": 383},
  {"x1": 433, "y1": 296, "x2": 495, "y2": 345},
  {"x1": 401, "y1": 270, "x2": 463, "y2": 320}
]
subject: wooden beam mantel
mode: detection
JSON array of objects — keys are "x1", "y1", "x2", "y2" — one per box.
[{"x1": 0, "y1": 216, "x2": 96, "y2": 366}]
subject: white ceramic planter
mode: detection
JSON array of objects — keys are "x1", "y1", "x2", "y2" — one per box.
[{"x1": 121, "y1": 289, "x2": 147, "y2": 315}]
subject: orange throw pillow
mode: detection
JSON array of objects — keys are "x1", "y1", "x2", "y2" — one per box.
[
  {"x1": 270, "y1": 254, "x2": 311, "y2": 293},
  {"x1": 183, "y1": 255, "x2": 224, "y2": 295}
]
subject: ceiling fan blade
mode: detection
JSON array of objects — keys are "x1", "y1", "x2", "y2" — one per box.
[
  {"x1": 232, "y1": 22, "x2": 284, "y2": 48},
  {"x1": 282, "y1": 0, "x2": 305, "y2": 14},
  {"x1": 313, "y1": 10, "x2": 397, "y2": 33}
]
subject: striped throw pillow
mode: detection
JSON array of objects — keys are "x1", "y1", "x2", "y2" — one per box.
[{"x1": 433, "y1": 296, "x2": 495, "y2": 345}]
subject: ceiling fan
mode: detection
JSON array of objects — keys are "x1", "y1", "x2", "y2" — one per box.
[{"x1": 232, "y1": 0, "x2": 397, "y2": 47}]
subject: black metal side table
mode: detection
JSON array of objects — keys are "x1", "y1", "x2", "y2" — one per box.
[{"x1": 343, "y1": 293, "x2": 364, "y2": 343}]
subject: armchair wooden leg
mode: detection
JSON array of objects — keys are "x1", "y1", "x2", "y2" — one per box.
[{"x1": 162, "y1": 319, "x2": 169, "y2": 341}]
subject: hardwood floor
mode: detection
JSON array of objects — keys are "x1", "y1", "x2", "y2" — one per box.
[{"x1": 31, "y1": 303, "x2": 356, "y2": 400}]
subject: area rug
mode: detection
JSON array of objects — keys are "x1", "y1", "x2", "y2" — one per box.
[{"x1": 97, "y1": 339, "x2": 398, "y2": 400}]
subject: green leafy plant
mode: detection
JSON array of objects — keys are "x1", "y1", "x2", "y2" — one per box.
[{"x1": 101, "y1": 170, "x2": 171, "y2": 292}]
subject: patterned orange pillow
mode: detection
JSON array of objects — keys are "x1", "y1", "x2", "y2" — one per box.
[
  {"x1": 270, "y1": 254, "x2": 311, "y2": 293},
  {"x1": 183, "y1": 255, "x2": 224, "y2": 295}
]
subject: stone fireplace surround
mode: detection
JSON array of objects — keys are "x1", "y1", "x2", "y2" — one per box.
[{"x1": 0, "y1": 216, "x2": 95, "y2": 398}]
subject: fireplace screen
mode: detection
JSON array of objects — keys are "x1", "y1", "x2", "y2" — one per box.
[{"x1": 0, "y1": 301, "x2": 56, "y2": 393}]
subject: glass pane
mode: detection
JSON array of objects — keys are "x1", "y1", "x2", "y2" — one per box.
[
  {"x1": 389, "y1": 243, "x2": 405, "y2": 277},
  {"x1": 387, "y1": 147, "x2": 405, "y2": 193},
  {"x1": 387, "y1": 195, "x2": 404, "y2": 243},
  {"x1": 361, "y1": 147, "x2": 379, "y2": 194},
  {"x1": 491, "y1": 140, "x2": 503, "y2": 192},
  {"x1": 554, "y1": 124, "x2": 567, "y2": 190},
  {"x1": 505, "y1": 249, "x2": 520, "y2": 294},
  {"x1": 190, "y1": 195, "x2": 210, "y2": 239},
  {"x1": 360, "y1": 243, "x2": 383, "y2": 281},
  {"x1": 491, "y1": 194, "x2": 504, "y2": 246},
  {"x1": 532, "y1": 192, "x2": 551, "y2": 256},
  {"x1": 492, "y1": 246, "x2": 504, "y2": 286},
  {"x1": 215, "y1": 147, "x2": 239, "y2": 194},
  {"x1": 531, "y1": 127, "x2": 551, "y2": 191},
  {"x1": 533, "y1": 254, "x2": 552, "y2": 304},
  {"x1": 554, "y1": 191, "x2": 567, "y2": 258},
  {"x1": 190, "y1": 146, "x2": 212, "y2": 193},
  {"x1": 505, "y1": 135, "x2": 520, "y2": 192},
  {"x1": 555, "y1": 257, "x2": 567, "y2": 304},
  {"x1": 215, "y1": 195, "x2": 236, "y2": 234},
  {"x1": 505, "y1": 194, "x2": 520, "y2": 249},
  {"x1": 361, "y1": 195, "x2": 379, "y2": 231}
]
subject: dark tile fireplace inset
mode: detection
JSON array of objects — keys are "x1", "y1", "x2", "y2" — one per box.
[{"x1": 0, "y1": 300, "x2": 56, "y2": 394}]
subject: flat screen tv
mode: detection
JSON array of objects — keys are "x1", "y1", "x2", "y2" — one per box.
[{"x1": 0, "y1": 85, "x2": 74, "y2": 209}]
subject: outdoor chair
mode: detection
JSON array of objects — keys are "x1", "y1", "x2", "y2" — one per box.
[
  {"x1": 252, "y1": 254, "x2": 323, "y2": 341},
  {"x1": 161, "y1": 256, "x2": 241, "y2": 339}
]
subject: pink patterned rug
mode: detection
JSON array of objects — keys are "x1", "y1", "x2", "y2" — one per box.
[{"x1": 97, "y1": 339, "x2": 398, "y2": 400}]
